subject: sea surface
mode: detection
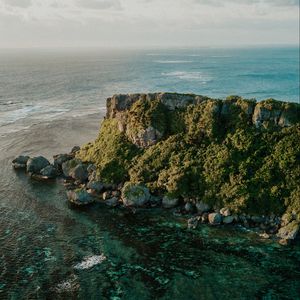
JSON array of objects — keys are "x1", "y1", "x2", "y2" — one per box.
[
  {"x1": 0, "y1": 46, "x2": 299, "y2": 135},
  {"x1": 0, "y1": 47, "x2": 300, "y2": 299}
]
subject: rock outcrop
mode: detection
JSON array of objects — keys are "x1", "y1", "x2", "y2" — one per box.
[{"x1": 105, "y1": 93, "x2": 299, "y2": 149}]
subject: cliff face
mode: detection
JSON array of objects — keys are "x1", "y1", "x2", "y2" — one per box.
[
  {"x1": 78, "y1": 92, "x2": 300, "y2": 218},
  {"x1": 106, "y1": 93, "x2": 299, "y2": 148}
]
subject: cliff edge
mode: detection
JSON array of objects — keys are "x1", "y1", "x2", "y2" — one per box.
[{"x1": 78, "y1": 92, "x2": 300, "y2": 223}]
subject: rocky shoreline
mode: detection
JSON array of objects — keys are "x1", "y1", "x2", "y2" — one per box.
[
  {"x1": 12, "y1": 149, "x2": 299, "y2": 246},
  {"x1": 12, "y1": 92, "x2": 300, "y2": 247}
]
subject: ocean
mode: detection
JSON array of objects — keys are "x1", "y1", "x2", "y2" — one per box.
[
  {"x1": 0, "y1": 46, "x2": 299, "y2": 135},
  {"x1": 0, "y1": 47, "x2": 299, "y2": 299}
]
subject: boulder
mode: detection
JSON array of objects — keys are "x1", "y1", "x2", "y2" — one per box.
[
  {"x1": 26, "y1": 156, "x2": 50, "y2": 174},
  {"x1": 40, "y1": 165, "x2": 58, "y2": 179},
  {"x1": 53, "y1": 154, "x2": 73, "y2": 170},
  {"x1": 195, "y1": 201, "x2": 210, "y2": 213},
  {"x1": 185, "y1": 202, "x2": 195, "y2": 213},
  {"x1": 223, "y1": 215, "x2": 234, "y2": 224},
  {"x1": 87, "y1": 181, "x2": 104, "y2": 193},
  {"x1": 277, "y1": 221, "x2": 299, "y2": 240},
  {"x1": 121, "y1": 183, "x2": 150, "y2": 207},
  {"x1": 12, "y1": 155, "x2": 30, "y2": 169},
  {"x1": 208, "y1": 213, "x2": 222, "y2": 225},
  {"x1": 67, "y1": 189, "x2": 95, "y2": 206},
  {"x1": 220, "y1": 207, "x2": 231, "y2": 217},
  {"x1": 70, "y1": 164, "x2": 88, "y2": 183},
  {"x1": 105, "y1": 197, "x2": 119, "y2": 207},
  {"x1": 62, "y1": 158, "x2": 82, "y2": 178},
  {"x1": 162, "y1": 196, "x2": 179, "y2": 209}
]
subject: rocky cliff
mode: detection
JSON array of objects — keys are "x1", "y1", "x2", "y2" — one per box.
[
  {"x1": 78, "y1": 92, "x2": 300, "y2": 221},
  {"x1": 106, "y1": 93, "x2": 299, "y2": 148}
]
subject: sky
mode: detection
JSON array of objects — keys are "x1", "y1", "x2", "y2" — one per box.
[{"x1": 0, "y1": 0, "x2": 299, "y2": 48}]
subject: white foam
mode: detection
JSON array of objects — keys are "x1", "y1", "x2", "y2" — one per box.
[
  {"x1": 74, "y1": 254, "x2": 106, "y2": 270},
  {"x1": 154, "y1": 60, "x2": 192, "y2": 64},
  {"x1": 162, "y1": 71, "x2": 212, "y2": 82},
  {"x1": 55, "y1": 275, "x2": 79, "y2": 293}
]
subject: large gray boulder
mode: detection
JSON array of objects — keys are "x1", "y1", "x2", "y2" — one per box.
[
  {"x1": 12, "y1": 155, "x2": 30, "y2": 169},
  {"x1": 277, "y1": 221, "x2": 299, "y2": 240},
  {"x1": 87, "y1": 181, "x2": 104, "y2": 193},
  {"x1": 26, "y1": 156, "x2": 50, "y2": 174},
  {"x1": 196, "y1": 201, "x2": 210, "y2": 214},
  {"x1": 208, "y1": 213, "x2": 222, "y2": 225},
  {"x1": 70, "y1": 164, "x2": 88, "y2": 183},
  {"x1": 121, "y1": 183, "x2": 150, "y2": 207},
  {"x1": 162, "y1": 196, "x2": 179, "y2": 209},
  {"x1": 53, "y1": 154, "x2": 73, "y2": 170},
  {"x1": 62, "y1": 158, "x2": 82, "y2": 178},
  {"x1": 40, "y1": 165, "x2": 58, "y2": 179},
  {"x1": 67, "y1": 189, "x2": 95, "y2": 206}
]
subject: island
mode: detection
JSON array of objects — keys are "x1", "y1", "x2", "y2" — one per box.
[{"x1": 12, "y1": 92, "x2": 300, "y2": 245}]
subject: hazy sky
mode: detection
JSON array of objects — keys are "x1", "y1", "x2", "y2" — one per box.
[{"x1": 0, "y1": 0, "x2": 299, "y2": 48}]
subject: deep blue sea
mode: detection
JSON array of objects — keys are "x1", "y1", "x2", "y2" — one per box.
[
  {"x1": 0, "y1": 47, "x2": 300, "y2": 299},
  {"x1": 0, "y1": 46, "x2": 299, "y2": 134}
]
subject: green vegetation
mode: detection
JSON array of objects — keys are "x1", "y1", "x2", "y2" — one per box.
[{"x1": 78, "y1": 96, "x2": 300, "y2": 217}]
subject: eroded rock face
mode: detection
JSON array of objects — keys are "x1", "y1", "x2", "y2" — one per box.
[
  {"x1": 126, "y1": 126, "x2": 163, "y2": 148},
  {"x1": 252, "y1": 105, "x2": 281, "y2": 128},
  {"x1": 26, "y1": 156, "x2": 50, "y2": 174},
  {"x1": 121, "y1": 183, "x2": 150, "y2": 207},
  {"x1": 277, "y1": 221, "x2": 299, "y2": 240},
  {"x1": 62, "y1": 158, "x2": 82, "y2": 178},
  {"x1": 107, "y1": 94, "x2": 298, "y2": 136}
]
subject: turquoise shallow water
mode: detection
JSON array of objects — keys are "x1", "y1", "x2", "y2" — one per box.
[{"x1": 0, "y1": 159, "x2": 300, "y2": 299}]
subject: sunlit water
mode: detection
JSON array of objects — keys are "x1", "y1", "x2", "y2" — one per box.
[
  {"x1": 0, "y1": 47, "x2": 299, "y2": 135},
  {"x1": 0, "y1": 47, "x2": 300, "y2": 299}
]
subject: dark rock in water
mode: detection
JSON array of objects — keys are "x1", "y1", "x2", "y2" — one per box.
[
  {"x1": 121, "y1": 183, "x2": 150, "y2": 207},
  {"x1": 162, "y1": 196, "x2": 179, "y2": 209},
  {"x1": 53, "y1": 154, "x2": 73, "y2": 170},
  {"x1": 223, "y1": 215, "x2": 234, "y2": 224},
  {"x1": 149, "y1": 195, "x2": 162, "y2": 207},
  {"x1": 187, "y1": 216, "x2": 200, "y2": 229},
  {"x1": 277, "y1": 221, "x2": 299, "y2": 240},
  {"x1": 12, "y1": 155, "x2": 30, "y2": 169},
  {"x1": 195, "y1": 201, "x2": 210, "y2": 214},
  {"x1": 67, "y1": 189, "x2": 95, "y2": 206},
  {"x1": 185, "y1": 202, "x2": 195, "y2": 213},
  {"x1": 87, "y1": 181, "x2": 104, "y2": 193},
  {"x1": 71, "y1": 146, "x2": 80, "y2": 154},
  {"x1": 208, "y1": 213, "x2": 222, "y2": 225},
  {"x1": 62, "y1": 158, "x2": 82, "y2": 178},
  {"x1": 105, "y1": 197, "x2": 119, "y2": 207},
  {"x1": 40, "y1": 165, "x2": 58, "y2": 179},
  {"x1": 26, "y1": 156, "x2": 50, "y2": 174},
  {"x1": 201, "y1": 212, "x2": 209, "y2": 223},
  {"x1": 71, "y1": 164, "x2": 88, "y2": 183}
]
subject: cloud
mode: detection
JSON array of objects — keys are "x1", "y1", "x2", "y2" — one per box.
[
  {"x1": 76, "y1": 0, "x2": 121, "y2": 10},
  {"x1": 194, "y1": 0, "x2": 299, "y2": 6},
  {"x1": 2, "y1": 0, "x2": 31, "y2": 8}
]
